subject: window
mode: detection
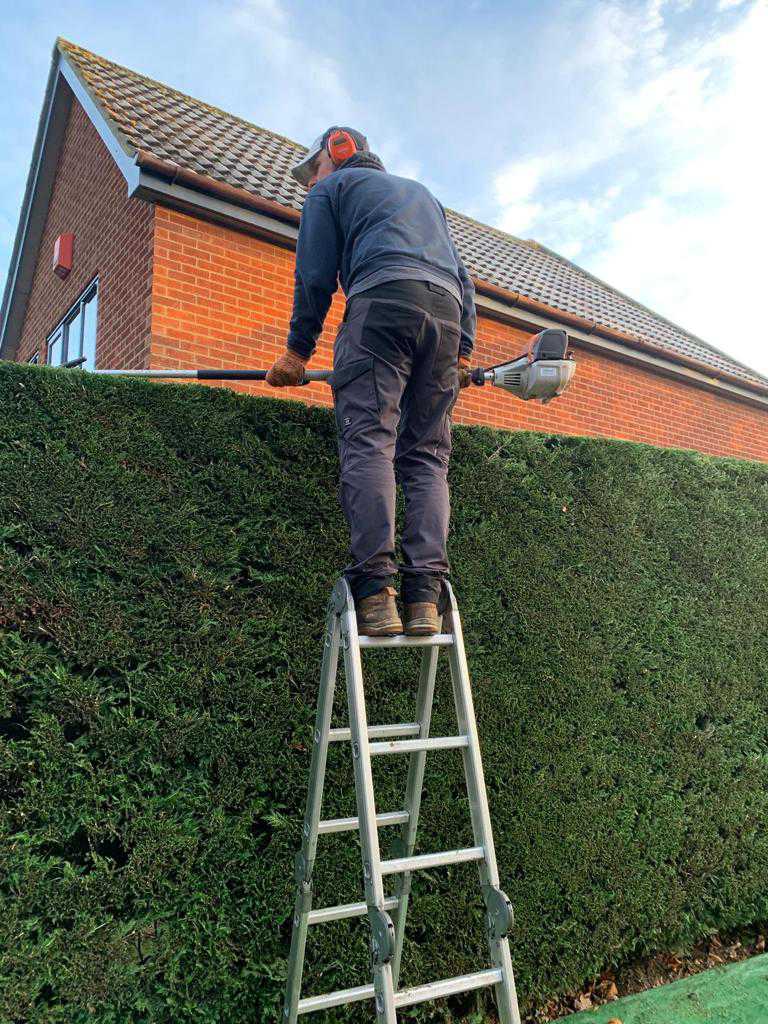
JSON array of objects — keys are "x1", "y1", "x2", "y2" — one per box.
[
  {"x1": 28, "y1": 352, "x2": 40, "y2": 364},
  {"x1": 46, "y1": 280, "x2": 99, "y2": 369}
]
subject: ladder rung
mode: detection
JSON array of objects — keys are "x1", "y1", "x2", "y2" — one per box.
[
  {"x1": 394, "y1": 968, "x2": 503, "y2": 1008},
  {"x1": 308, "y1": 895, "x2": 399, "y2": 926},
  {"x1": 381, "y1": 845, "x2": 485, "y2": 876},
  {"x1": 369, "y1": 735, "x2": 468, "y2": 756},
  {"x1": 328, "y1": 722, "x2": 420, "y2": 743},
  {"x1": 297, "y1": 968, "x2": 503, "y2": 1014},
  {"x1": 318, "y1": 810, "x2": 409, "y2": 835},
  {"x1": 298, "y1": 982, "x2": 374, "y2": 1014},
  {"x1": 357, "y1": 633, "x2": 454, "y2": 648}
]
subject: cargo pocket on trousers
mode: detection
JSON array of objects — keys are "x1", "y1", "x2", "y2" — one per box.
[
  {"x1": 436, "y1": 382, "x2": 459, "y2": 464},
  {"x1": 330, "y1": 355, "x2": 380, "y2": 441}
]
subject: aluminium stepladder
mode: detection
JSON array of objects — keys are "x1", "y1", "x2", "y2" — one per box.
[{"x1": 283, "y1": 578, "x2": 520, "y2": 1023}]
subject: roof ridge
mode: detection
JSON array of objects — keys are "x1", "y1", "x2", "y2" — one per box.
[
  {"x1": 526, "y1": 237, "x2": 767, "y2": 379},
  {"x1": 56, "y1": 37, "x2": 309, "y2": 157}
]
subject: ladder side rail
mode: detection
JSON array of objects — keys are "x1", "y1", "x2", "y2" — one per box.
[
  {"x1": 283, "y1": 605, "x2": 342, "y2": 1023},
  {"x1": 340, "y1": 581, "x2": 398, "y2": 1024},
  {"x1": 443, "y1": 581, "x2": 521, "y2": 1024},
  {"x1": 391, "y1": 643, "x2": 440, "y2": 987},
  {"x1": 443, "y1": 595, "x2": 500, "y2": 884}
]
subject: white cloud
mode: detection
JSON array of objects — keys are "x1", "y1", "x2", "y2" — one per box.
[
  {"x1": 200, "y1": 0, "x2": 359, "y2": 144},
  {"x1": 490, "y1": 0, "x2": 768, "y2": 377},
  {"x1": 201, "y1": 0, "x2": 420, "y2": 179},
  {"x1": 493, "y1": 158, "x2": 553, "y2": 234},
  {"x1": 589, "y1": 1, "x2": 768, "y2": 373},
  {"x1": 374, "y1": 137, "x2": 423, "y2": 182}
]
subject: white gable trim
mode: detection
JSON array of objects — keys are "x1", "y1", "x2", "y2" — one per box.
[
  {"x1": 0, "y1": 54, "x2": 70, "y2": 360},
  {"x1": 58, "y1": 53, "x2": 140, "y2": 192},
  {"x1": 0, "y1": 49, "x2": 142, "y2": 361}
]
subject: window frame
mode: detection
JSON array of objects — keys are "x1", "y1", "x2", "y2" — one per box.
[{"x1": 46, "y1": 278, "x2": 99, "y2": 369}]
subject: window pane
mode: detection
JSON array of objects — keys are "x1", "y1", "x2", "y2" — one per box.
[
  {"x1": 81, "y1": 289, "x2": 98, "y2": 370},
  {"x1": 48, "y1": 330, "x2": 63, "y2": 366},
  {"x1": 65, "y1": 307, "x2": 83, "y2": 364}
]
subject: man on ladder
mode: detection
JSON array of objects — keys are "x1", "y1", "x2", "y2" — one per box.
[
  {"x1": 274, "y1": 127, "x2": 520, "y2": 1024},
  {"x1": 267, "y1": 126, "x2": 476, "y2": 638}
]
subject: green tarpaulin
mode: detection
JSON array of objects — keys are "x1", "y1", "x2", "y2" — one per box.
[{"x1": 571, "y1": 953, "x2": 768, "y2": 1024}]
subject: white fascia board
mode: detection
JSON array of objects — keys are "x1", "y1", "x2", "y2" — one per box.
[
  {"x1": 129, "y1": 171, "x2": 299, "y2": 246},
  {"x1": 475, "y1": 291, "x2": 768, "y2": 411},
  {"x1": 0, "y1": 58, "x2": 71, "y2": 360},
  {"x1": 57, "y1": 53, "x2": 140, "y2": 193}
]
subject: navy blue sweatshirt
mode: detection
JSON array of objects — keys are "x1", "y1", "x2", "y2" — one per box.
[{"x1": 286, "y1": 157, "x2": 476, "y2": 360}]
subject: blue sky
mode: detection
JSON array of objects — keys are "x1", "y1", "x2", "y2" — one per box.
[{"x1": 2, "y1": 0, "x2": 766, "y2": 376}]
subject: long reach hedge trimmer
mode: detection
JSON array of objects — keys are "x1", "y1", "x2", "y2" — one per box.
[{"x1": 66, "y1": 328, "x2": 575, "y2": 405}]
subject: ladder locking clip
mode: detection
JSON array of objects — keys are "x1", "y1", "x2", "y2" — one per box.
[
  {"x1": 330, "y1": 579, "x2": 347, "y2": 613},
  {"x1": 368, "y1": 907, "x2": 396, "y2": 965},
  {"x1": 295, "y1": 850, "x2": 314, "y2": 886},
  {"x1": 484, "y1": 886, "x2": 515, "y2": 940}
]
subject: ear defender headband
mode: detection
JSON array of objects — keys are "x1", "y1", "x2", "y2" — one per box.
[{"x1": 327, "y1": 129, "x2": 358, "y2": 166}]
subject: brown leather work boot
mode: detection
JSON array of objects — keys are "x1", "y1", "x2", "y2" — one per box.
[
  {"x1": 356, "y1": 586, "x2": 403, "y2": 636},
  {"x1": 404, "y1": 602, "x2": 441, "y2": 636}
]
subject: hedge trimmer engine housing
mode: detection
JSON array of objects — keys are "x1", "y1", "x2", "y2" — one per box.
[{"x1": 470, "y1": 328, "x2": 575, "y2": 404}]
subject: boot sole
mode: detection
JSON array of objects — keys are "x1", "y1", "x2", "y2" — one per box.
[
  {"x1": 358, "y1": 617, "x2": 404, "y2": 637},
  {"x1": 404, "y1": 619, "x2": 440, "y2": 636}
]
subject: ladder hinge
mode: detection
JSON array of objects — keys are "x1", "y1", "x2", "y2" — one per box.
[
  {"x1": 483, "y1": 885, "x2": 514, "y2": 940},
  {"x1": 368, "y1": 907, "x2": 396, "y2": 965}
]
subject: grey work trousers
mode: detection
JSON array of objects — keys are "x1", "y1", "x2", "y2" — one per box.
[{"x1": 330, "y1": 279, "x2": 461, "y2": 605}]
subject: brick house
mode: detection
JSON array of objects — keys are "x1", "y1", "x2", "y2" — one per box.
[{"x1": 3, "y1": 38, "x2": 768, "y2": 462}]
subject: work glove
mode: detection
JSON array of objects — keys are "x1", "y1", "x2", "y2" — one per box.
[
  {"x1": 458, "y1": 356, "x2": 472, "y2": 389},
  {"x1": 266, "y1": 349, "x2": 308, "y2": 387}
]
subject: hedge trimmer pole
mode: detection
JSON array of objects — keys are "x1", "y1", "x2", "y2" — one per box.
[{"x1": 64, "y1": 328, "x2": 576, "y2": 405}]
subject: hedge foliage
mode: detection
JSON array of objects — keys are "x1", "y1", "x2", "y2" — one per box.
[{"x1": 1, "y1": 360, "x2": 768, "y2": 1023}]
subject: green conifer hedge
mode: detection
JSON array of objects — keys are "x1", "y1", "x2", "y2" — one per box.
[{"x1": 1, "y1": 361, "x2": 768, "y2": 1022}]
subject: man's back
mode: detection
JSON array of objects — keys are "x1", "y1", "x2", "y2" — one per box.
[
  {"x1": 287, "y1": 153, "x2": 475, "y2": 361},
  {"x1": 310, "y1": 165, "x2": 464, "y2": 301}
]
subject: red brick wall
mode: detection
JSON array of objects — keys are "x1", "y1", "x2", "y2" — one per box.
[
  {"x1": 152, "y1": 207, "x2": 768, "y2": 463},
  {"x1": 17, "y1": 97, "x2": 153, "y2": 368}
]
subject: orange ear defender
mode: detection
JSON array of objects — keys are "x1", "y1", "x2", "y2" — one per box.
[{"x1": 327, "y1": 129, "x2": 358, "y2": 166}]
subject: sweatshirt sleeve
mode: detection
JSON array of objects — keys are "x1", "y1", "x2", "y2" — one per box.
[
  {"x1": 286, "y1": 191, "x2": 340, "y2": 360},
  {"x1": 454, "y1": 248, "x2": 477, "y2": 360},
  {"x1": 442, "y1": 208, "x2": 476, "y2": 359}
]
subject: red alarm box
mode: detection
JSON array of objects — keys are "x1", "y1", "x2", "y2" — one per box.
[{"x1": 53, "y1": 233, "x2": 74, "y2": 278}]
